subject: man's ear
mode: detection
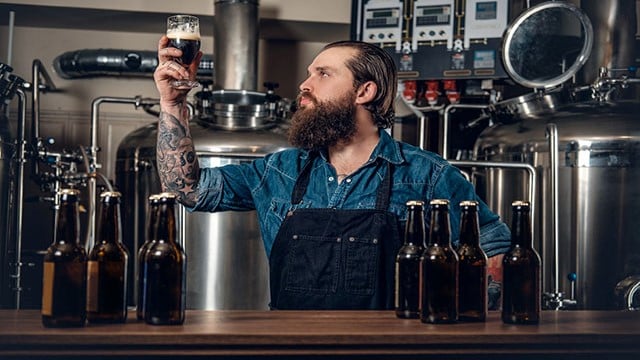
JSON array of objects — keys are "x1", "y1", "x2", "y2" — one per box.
[{"x1": 355, "y1": 81, "x2": 377, "y2": 105}]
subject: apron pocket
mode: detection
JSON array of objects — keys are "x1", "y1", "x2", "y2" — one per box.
[
  {"x1": 345, "y1": 236, "x2": 380, "y2": 296},
  {"x1": 284, "y1": 235, "x2": 340, "y2": 293}
]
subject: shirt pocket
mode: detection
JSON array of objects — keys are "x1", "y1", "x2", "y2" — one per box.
[
  {"x1": 284, "y1": 235, "x2": 340, "y2": 293},
  {"x1": 344, "y1": 236, "x2": 380, "y2": 296}
]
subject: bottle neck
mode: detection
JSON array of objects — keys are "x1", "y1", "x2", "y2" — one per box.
[
  {"x1": 428, "y1": 209, "x2": 451, "y2": 246},
  {"x1": 459, "y1": 208, "x2": 480, "y2": 247},
  {"x1": 54, "y1": 201, "x2": 80, "y2": 245},
  {"x1": 511, "y1": 209, "x2": 533, "y2": 247},
  {"x1": 147, "y1": 203, "x2": 159, "y2": 242},
  {"x1": 404, "y1": 207, "x2": 425, "y2": 247},
  {"x1": 156, "y1": 202, "x2": 177, "y2": 244},
  {"x1": 98, "y1": 201, "x2": 122, "y2": 244}
]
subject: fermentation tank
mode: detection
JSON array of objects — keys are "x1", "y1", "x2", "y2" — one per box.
[
  {"x1": 116, "y1": 0, "x2": 292, "y2": 310},
  {"x1": 473, "y1": 1, "x2": 640, "y2": 309}
]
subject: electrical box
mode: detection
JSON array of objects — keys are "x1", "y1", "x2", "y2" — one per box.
[{"x1": 352, "y1": 0, "x2": 510, "y2": 80}]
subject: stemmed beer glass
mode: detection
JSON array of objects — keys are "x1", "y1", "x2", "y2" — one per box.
[{"x1": 166, "y1": 15, "x2": 201, "y2": 89}]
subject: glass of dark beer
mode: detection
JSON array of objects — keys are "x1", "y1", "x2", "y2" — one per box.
[{"x1": 166, "y1": 15, "x2": 201, "y2": 89}]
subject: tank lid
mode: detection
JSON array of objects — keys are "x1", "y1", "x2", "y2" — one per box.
[{"x1": 502, "y1": 1, "x2": 593, "y2": 90}]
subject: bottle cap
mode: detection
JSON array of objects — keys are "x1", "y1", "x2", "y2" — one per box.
[
  {"x1": 460, "y1": 200, "x2": 478, "y2": 207},
  {"x1": 100, "y1": 191, "x2": 122, "y2": 198},
  {"x1": 158, "y1": 192, "x2": 178, "y2": 202},
  {"x1": 406, "y1": 200, "x2": 425, "y2": 207},
  {"x1": 512, "y1": 200, "x2": 530, "y2": 208},
  {"x1": 58, "y1": 188, "x2": 80, "y2": 196},
  {"x1": 429, "y1": 199, "x2": 450, "y2": 206}
]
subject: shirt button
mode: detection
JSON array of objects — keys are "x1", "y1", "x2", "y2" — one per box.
[
  {"x1": 328, "y1": 176, "x2": 335, "y2": 182},
  {"x1": 345, "y1": 178, "x2": 352, "y2": 183}
]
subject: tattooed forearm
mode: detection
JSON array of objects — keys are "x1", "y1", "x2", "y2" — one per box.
[{"x1": 157, "y1": 109, "x2": 200, "y2": 207}]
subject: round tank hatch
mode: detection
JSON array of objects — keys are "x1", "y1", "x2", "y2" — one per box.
[{"x1": 502, "y1": 1, "x2": 593, "y2": 90}]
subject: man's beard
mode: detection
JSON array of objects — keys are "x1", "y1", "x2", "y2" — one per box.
[{"x1": 288, "y1": 91, "x2": 358, "y2": 151}]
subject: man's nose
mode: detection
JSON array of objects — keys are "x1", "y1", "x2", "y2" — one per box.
[{"x1": 299, "y1": 77, "x2": 312, "y2": 92}]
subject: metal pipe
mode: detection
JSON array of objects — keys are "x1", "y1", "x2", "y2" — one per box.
[
  {"x1": 31, "y1": 59, "x2": 58, "y2": 142},
  {"x1": 12, "y1": 88, "x2": 27, "y2": 309},
  {"x1": 7, "y1": 11, "x2": 14, "y2": 66},
  {"x1": 449, "y1": 160, "x2": 537, "y2": 238},
  {"x1": 214, "y1": 0, "x2": 259, "y2": 90},
  {"x1": 442, "y1": 104, "x2": 489, "y2": 160},
  {"x1": 546, "y1": 123, "x2": 560, "y2": 301}
]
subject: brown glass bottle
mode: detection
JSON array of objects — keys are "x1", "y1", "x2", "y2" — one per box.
[
  {"x1": 137, "y1": 194, "x2": 160, "y2": 321},
  {"x1": 41, "y1": 189, "x2": 87, "y2": 327},
  {"x1": 87, "y1": 191, "x2": 130, "y2": 323},
  {"x1": 395, "y1": 200, "x2": 425, "y2": 319},
  {"x1": 502, "y1": 200, "x2": 541, "y2": 324},
  {"x1": 420, "y1": 199, "x2": 458, "y2": 324},
  {"x1": 143, "y1": 192, "x2": 186, "y2": 325},
  {"x1": 456, "y1": 200, "x2": 487, "y2": 322}
]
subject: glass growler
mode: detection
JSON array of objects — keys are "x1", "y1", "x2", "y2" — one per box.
[
  {"x1": 502, "y1": 200, "x2": 541, "y2": 324},
  {"x1": 456, "y1": 200, "x2": 488, "y2": 322},
  {"x1": 395, "y1": 200, "x2": 425, "y2": 319},
  {"x1": 143, "y1": 192, "x2": 186, "y2": 325},
  {"x1": 420, "y1": 199, "x2": 458, "y2": 324},
  {"x1": 137, "y1": 194, "x2": 160, "y2": 321},
  {"x1": 87, "y1": 191, "x2": 130, "y2": 323},
  {"x1": 41, "y1": 188, "x2": 87, "y2": 327}
]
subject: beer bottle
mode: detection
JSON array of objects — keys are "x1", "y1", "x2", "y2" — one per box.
[
  {"x1": 502, "y1": 200, "x2": 541, "y2": 324},
  {"x1": 87, "y1": 191, "x2": 130, "y2": 323},
  {"x1": 136, "y1": 194, "x2": 160, "y2": 321},
  {"x1": 143, "y1": 192, "x2": 186, "y2": 325},
  {"x1": 41, "y1": 189, "x2": 87, "y2": 327},
  {"x1": 456, "y1": 200, "x2": 488, "y2": 322},
  {"x1": 420, "y1": 199, "x2": 458, "y2": 324},
  {"x1": 395, "y1": 200, "x2": 425, "y2": 319}
]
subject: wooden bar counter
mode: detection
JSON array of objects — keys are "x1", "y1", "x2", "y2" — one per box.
[{"x1": 1, "y1": 310, "x2": 639, "y2": 359}]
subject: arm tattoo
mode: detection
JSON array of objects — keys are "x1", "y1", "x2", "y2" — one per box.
[{"x1": 157, "y1": 108, "x2": 200, "y2": 207}]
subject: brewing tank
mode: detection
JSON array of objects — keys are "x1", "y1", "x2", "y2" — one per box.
[
  {"x1": 116, "y1": 90, "x2": 290, "y2": 309},
  {"x1": 475, "y1": 97, "x2": 640, "y2": 310},
  {"x1": 0, "y1": 107, "x2": 11, "y2": 307}
]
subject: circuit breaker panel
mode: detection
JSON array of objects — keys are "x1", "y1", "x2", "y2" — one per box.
[{"x1": 352, "y1": 0, "x2": 509, "y2": 80}]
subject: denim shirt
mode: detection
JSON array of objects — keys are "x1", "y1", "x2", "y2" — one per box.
[{"x1": 190, "y1": 129, "x2": 511, "y2": 258}]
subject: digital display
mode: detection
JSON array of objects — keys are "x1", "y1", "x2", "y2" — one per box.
[
  {"x1": 416, "y1": 5, "x2": 451, "y2": 26},
  {"x1": 476, "y1": 1, "x2": 497, "y2": 20},
  {"x1": 366, "y1": 8, "x2": 400, "y2": 28}
]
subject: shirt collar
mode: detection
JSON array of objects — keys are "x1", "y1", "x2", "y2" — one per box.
[{"x1": 314, "y1": 129, "x2": 405, "y2": 165}]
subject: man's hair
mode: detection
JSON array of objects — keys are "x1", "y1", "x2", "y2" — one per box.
[{"x1": 323, "y1": 40, "x2": 397, "y2": 129}]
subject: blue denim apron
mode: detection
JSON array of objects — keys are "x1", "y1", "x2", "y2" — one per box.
[{"x1": 269, "y1": 156, "x2": 401, "y2": 309}]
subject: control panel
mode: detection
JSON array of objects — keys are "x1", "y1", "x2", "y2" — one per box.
[
  {"x1": 464, "y1": 0, "x2": 508, "y2": 49},
  {"x1": 362, "y1": 0, "x2": 404, "y2": 52},
  {"x1": 412, "y1": 0, "x2": 455, "y2": 51}
]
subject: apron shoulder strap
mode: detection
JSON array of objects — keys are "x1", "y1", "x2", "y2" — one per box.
[{"x1": 291, "y1": 152, "x2": 316, "y2": 205}]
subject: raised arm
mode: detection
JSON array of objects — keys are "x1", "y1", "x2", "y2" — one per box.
[{"x1": 153, "y1": 36, "x2": 203, "y2": 207}]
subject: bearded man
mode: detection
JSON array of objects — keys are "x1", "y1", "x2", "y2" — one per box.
[{"x1": 154, "y1": 39, "x2": 510, "y2": 310}]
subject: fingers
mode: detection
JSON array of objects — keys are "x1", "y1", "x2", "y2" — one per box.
[
  {"x1": 158, "y1": 60, "x2": 191, "y2": 80},
  {"x1": 157, "y1": 35, "x2": 182, "y2": 62}
]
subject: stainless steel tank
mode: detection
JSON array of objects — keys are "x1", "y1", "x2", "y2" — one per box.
[
  {"x1": 0, "y1": 103, "x2": 11, "y2": 308},
  {"x1": 473, "y1": 1, "x2": 640, "y2": 309},
  {"x1": 116, "y1": 90, "x2": 290, "y2": 310},
  {"x1": 476, "y1": 97, "x2": 640, "y2": 310}
]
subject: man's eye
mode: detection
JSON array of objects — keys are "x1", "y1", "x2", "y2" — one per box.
[{"x1": 320, "y1": 71, "x2": 329, "y2": 77}]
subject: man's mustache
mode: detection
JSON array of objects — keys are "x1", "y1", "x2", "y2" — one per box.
[{"x1": 297, "y1": 91, "x2": 319, "y2": 106}]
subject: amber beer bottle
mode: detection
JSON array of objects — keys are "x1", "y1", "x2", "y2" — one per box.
[
  {"x1": 41, "y1": 189, "x2": 87, "y2": 327},
  {"x1": 395, "y1": 200, "x2": 425, "y2": 318},
  {"x1": 420, "y1": 199, "x2": 458, "y2": 324},
  {"x1": 86, "y1": 191, "x2": 130, "y2": 323},
  {"x1": 502, "y1": 200, "x2": 541, "y2": 324},
  {"x1": 143, "y1": 192, "x2": 186, "y2": 325},
  {"x1": 456, "y1": 200, "x2": 488, "y2": 321},
  {"x1": 136, "y1": 194, "x2": 160, "y2": 321}
]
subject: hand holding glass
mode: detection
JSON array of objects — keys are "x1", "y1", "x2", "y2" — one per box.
[{"x1": 166, "y1": 15, "x2": 201, "y2": 89}]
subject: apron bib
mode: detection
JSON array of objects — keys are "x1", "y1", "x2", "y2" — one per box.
[{"x1": 269, "y1": 157, "x2": 401, "y2": 309}]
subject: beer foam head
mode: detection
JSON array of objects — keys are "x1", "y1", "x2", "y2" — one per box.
[{"x1": 166, "y1": 29, "x2": 200, "y2": 40}]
